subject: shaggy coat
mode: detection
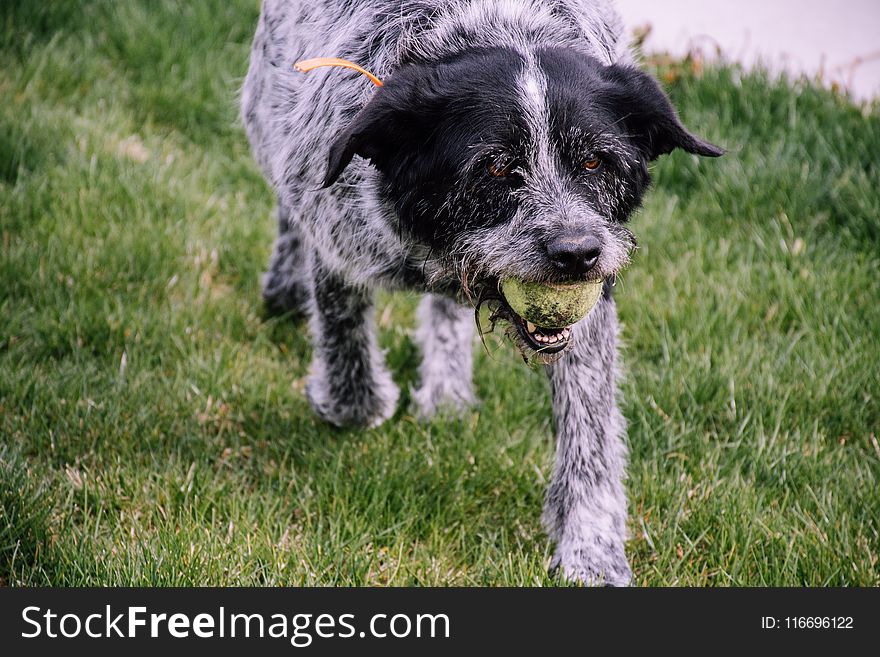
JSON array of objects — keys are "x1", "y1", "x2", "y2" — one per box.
[{"x1": 242, "y1": 0, "x2": 721, "y2": 585}]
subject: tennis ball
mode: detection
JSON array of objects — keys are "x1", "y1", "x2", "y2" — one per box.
[{"x1": 500, "y1": 278, "x2": 604, "y2": 328}]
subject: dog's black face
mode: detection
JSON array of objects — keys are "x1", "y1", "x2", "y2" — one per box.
[{"x1": 326, "y1": 47, "x2": 722, "y2": 357}]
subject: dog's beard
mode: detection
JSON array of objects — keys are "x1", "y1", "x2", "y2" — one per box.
[
  {"x1": 426, "y1": 226, "x2": 632, "y2": 365},
  {"x1": 426, "y1": 234, "x2": 631, "y2": 365}
]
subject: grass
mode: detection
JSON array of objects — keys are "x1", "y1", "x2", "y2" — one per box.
[{"x1": 1, "y1": 0, "x2": 878, "y2": 586}]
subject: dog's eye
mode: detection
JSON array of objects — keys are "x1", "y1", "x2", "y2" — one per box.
[
  {"x1": 582, "y1": 155, "x2": 602, "y2": 171},
  {"x1": 487, "y1": 154, "x2": 516, "y2": 178}
]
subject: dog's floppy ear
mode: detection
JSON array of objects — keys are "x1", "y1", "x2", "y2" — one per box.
[
  {"x1": 323, "y1": 95, "x2": 394, "y2": 187},
  {"x1": 323, "y1": 63, "x2": 444, "y2": 187},
  {"x1": 602, "y1": 64, "x2": 724, "y2": 161}
]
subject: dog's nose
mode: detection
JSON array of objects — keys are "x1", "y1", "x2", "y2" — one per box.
[{"x1": 547, "y1": 232, "x2": 602, "y2": 276}]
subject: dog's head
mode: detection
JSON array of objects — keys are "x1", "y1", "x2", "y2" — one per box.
[{"x1": 324, "y1": 47, "x2": 722, "y2": 358}]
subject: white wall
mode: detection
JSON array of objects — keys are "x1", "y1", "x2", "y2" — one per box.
[{"x1": 616, "y1": 0, "x2": 880, "y2": 100}]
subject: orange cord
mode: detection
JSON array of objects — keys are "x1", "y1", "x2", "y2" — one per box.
[{"x1": 294, "y1": 57, "x2": 384, "y2": 87}]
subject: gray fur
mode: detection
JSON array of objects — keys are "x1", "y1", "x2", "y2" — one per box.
[
  {"x1": 543, "y1": 297, "x2": 630, "y2": 585},
  {"x1": 262, "y1": 202, "x2": 309, "y2": 315},
  {"x1": 304, "y1": 251, "x2": 400, "y2": 428},
  {"x1": 242, "y1": 0, "x2": 634, "y2": 584},
  {"x1": 412, "y1": 294, "x2": 476, "y2": 419}
]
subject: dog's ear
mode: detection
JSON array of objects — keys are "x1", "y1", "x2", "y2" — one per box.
[
  {"x1": 601, "y1": 64, "x2": 724, "y2": 161},
  {"x1": 323, "y1": 63, "x2": 448, "y2": 187},
  {"x1": 323, "y1": 94, "x2": 395, "y2": 187}
]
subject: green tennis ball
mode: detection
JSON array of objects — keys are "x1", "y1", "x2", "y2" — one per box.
[{"x1": 500, "y1": 278, "x2": 604, "y2": 328}]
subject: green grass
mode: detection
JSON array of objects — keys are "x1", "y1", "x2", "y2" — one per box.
[{"x1": 1, "y1": 0, "x2": 878, "y2": 586}]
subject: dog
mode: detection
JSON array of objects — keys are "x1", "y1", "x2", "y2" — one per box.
[{"x1": 241, "y1": 0, "x2": 722, "y2": 585}]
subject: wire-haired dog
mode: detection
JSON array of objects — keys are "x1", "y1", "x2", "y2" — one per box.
[{"x1": 242, "y1": 0, "x2": 722, "y2": 585}]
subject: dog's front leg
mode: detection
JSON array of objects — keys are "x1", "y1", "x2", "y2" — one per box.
[
  {"x1": 304, "y1": 252, "x2": 399, "y2": 428},
  {"x1": 543, "y1": 296, "x2": 632, "y2": 586},
  {"x1": 411, "y1": 294, "x2": 476, "y2": 419},
  {"x1": 262, "y1": 202, "x2": 309, "y2": 317}
]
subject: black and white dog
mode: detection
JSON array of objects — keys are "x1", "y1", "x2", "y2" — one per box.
[{"x1": 242, "y1": 0, "x2": 722, "y2": 585}]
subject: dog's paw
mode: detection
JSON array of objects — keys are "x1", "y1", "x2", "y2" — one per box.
[
  {"x1": 410, "y1": 382, "x2": 476, "y2": 421},
  {"x1": 306, "y1": 364, "x2": 399, "y2": 428},
  {"x1": 550, "y1": 543, "x2": 632, "y2": 587}
]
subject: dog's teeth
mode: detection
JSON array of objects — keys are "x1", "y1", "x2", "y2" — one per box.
[{"x1": 526, "y1": 321, "x2": 537, "y2": 333}]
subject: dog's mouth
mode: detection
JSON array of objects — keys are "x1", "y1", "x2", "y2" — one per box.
[
  {"x1": 510, "y1": 311, "x2": 572, "y2": 354},
  {"x1": 472, "y1": 276, "x2": 610, "y2": 363},
  {"x1": 480, "y1": 293, "x2": 574, "y2": 363}
]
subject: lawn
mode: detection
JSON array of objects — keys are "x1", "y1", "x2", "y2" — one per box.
[{"x1": 1, "y1": 0, "x2": 878, "y2": 586}]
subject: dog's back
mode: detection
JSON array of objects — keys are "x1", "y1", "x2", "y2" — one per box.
[{"x1": 242, "y1": 0, "x2": 366, "y2": 187}]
